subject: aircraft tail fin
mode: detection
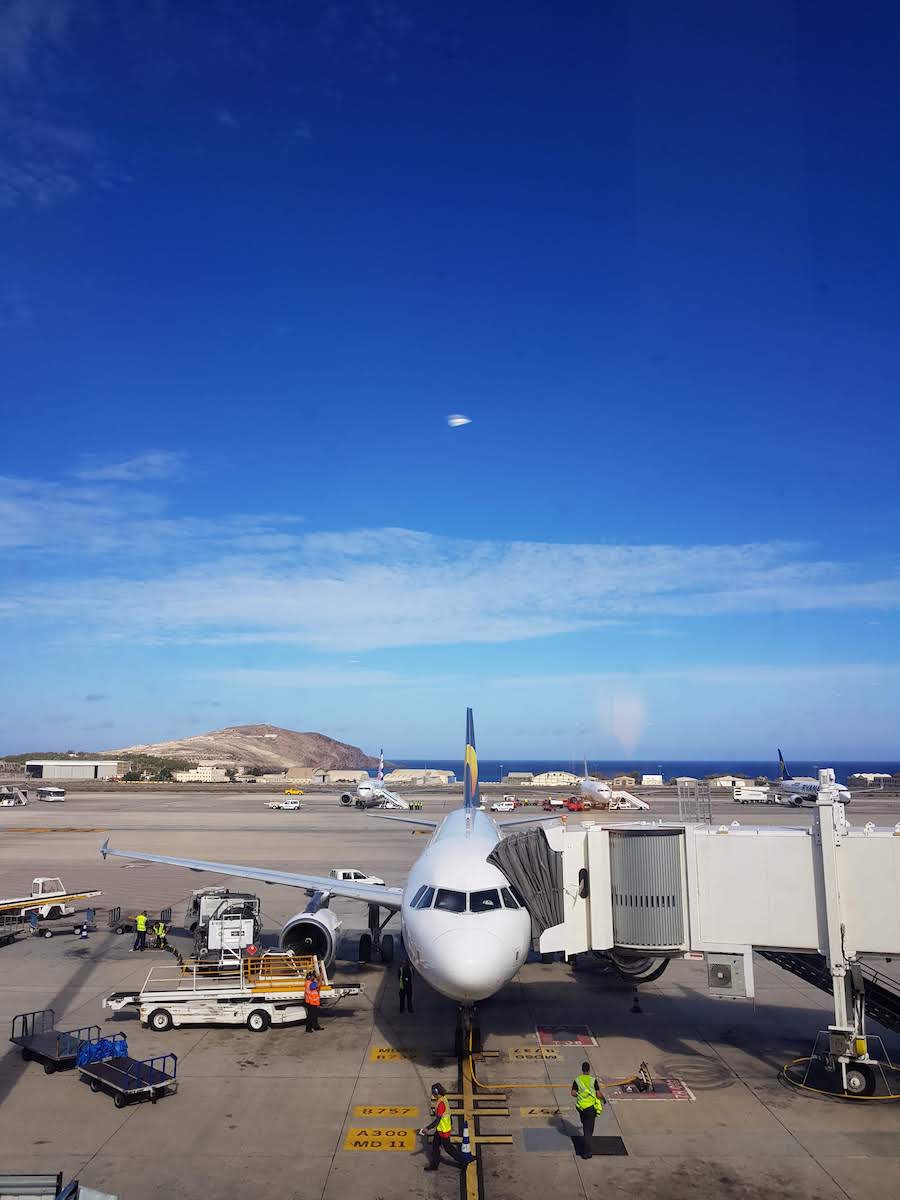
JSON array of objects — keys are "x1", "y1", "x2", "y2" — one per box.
[
  {"x1": 377, "y1": 749, "x2": 384, "y2": 783},
  {"x1": 464, "y1": 707, "x2": 479, "y2": 811},
  {"x1": 778, "y1": 749, "x2": 792, "y2": 780}
]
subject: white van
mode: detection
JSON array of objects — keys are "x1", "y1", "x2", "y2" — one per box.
[{"x1": 36, "y1": 787, "x2": 66, "y2": 802}]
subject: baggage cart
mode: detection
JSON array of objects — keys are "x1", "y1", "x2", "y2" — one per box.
[
  {"x1": 10, "y1": 1009, "x2": 101, "y2": 1074},
  {"x1": 77, "y1": 1033, "x2": 177, "y2": 1108}
]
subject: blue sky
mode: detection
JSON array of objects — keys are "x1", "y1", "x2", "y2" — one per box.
[{"x1": 2, "y1": 0, "x2": 899, "y2": 758}]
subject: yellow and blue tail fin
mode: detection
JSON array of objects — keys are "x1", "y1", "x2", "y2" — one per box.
[
  {"x1": 464, "y1": 707, "x2": 479, "y2": 810},
  {"x1": 778, "y1": 749, "x2": 792, "y2": 780}
]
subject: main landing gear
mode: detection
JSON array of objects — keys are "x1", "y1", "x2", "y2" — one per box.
[{"x1": 357, "y1": 904, "x2": 396, "y2": 965}]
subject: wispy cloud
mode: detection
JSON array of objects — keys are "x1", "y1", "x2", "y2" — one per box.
[
  {"x1": 74, "y1": 450, "x2": 186, "y2": 483},
  {"x1": 2, "y1": 489, "x2": 899, "y2": 651},
  {"x1": 84, "y1": 692, "x2": 107, "y2": 702},
  {"x1": 215, "y1": 106, "x2": 239, "y2": 129},
  {"x1": 0, "y1": 0, "x2": 75, "y2": 85}
]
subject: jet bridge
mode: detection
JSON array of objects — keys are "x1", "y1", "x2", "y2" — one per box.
[{"x1": 488, "y1": 781, "x2": 900, "y2": 1094}]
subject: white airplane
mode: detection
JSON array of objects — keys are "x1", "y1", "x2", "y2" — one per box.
[
  {"x1": 772, "y1": 750, "x2": 851, "y2": 807},
  {"x1": 579, "y1": 759, "x2": 612, "y2": 803},
  {"x1": 339, "y1": 749, "x2": 409, "y2": 810},
  {"x1": 101, "y1": 710, "x2": 557, "y2": 1008}
]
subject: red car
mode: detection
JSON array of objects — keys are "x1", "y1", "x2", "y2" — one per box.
[{"x1": 564, "y1": 797, "x2": 586, "y2": 812}]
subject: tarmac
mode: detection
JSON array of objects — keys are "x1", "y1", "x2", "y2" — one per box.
[{"x1": 1, "y1": 788, "x2": 899, "y2": 1200}]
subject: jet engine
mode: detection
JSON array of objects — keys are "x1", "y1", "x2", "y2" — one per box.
[
  {"x1": 339, "y1": 792, "x2": 355, "y2": 806},
  {"x1": 280, "y1": 907, "x2": 342, "y2": 968}
]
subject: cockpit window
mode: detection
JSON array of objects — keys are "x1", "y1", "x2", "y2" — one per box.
[
  {"x1": 434, "y1": 888, "x2": 466, "y2": 913},
  {"x1": 413, "y1": 886, "x2": 435, "y2": 909},
  {"x1": 470, "y1": 888, "x2": 501, "y2": 913},
  {"x1": 501, "y1": 887, "x2": 520, "y2": 910},
  {"x1": 410, "y1": 884, "x2": 428, "y2": 907}
]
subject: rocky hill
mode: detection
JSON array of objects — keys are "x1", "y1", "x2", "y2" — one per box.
[{"x1": 106, "y1": 724, "x2": 380, "y2": 771}]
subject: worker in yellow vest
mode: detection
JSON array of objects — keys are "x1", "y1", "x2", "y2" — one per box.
[
  {"x1": 153, "y1": 919, "x2": 168, "y2": 950},
  {"x1": 571, "y1": 1060, "x2": 604, "y2": 1159},
  {"x1": 419, "y1": 1083, "x2": 474, "y2": 1172},
  {"x1": 132, "y1": 910, "x2": 148, "y2": 953}
]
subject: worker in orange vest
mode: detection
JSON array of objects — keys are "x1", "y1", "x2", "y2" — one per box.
[{"x1": 304, "y1": 972, "x2": 321, "y2": 1033}]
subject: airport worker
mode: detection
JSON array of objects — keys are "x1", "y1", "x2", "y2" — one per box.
[
  {"x1": 132, "y1": 909, "x2": 148, "y2": 952},
  {"x1": 420, "y1": 1083, "x2": 474, "y2": 1172},
  {"x1": 28, "y1": 911, "x2": 38, "y2": 935},
  {"x1": 398, "y1": 961, "x2": 414, "y2": 1013},
  {"x1": 571, "y1": 1061, "x2": 604, "y2": 1159},
  {"x1": 153, "y1": 918, "x2": 168, "y2": 950},
  {"x1": 304, "y1": 971, "x2": 321, "y2": 1033}
]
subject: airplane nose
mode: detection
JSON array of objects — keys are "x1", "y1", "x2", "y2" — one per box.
[{"x1": 431, "y1": 929, "x2": 509, "y2": 1002}]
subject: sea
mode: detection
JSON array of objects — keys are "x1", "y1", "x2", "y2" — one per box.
[{"x1": 393, "y1": 759, "x2": 900, "y2": 787}]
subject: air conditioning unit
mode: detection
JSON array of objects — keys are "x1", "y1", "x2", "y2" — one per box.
[{"x1": 706, "y1": 952, "x2": 752, "y2": 999}]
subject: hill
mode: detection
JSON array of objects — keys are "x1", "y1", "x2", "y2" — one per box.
[{"x1": 105, "y1": 724, "x2": 380, "y2": 772}]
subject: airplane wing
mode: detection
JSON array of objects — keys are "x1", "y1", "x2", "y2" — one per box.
[
  {"x1": 100, "y1": 840, "x2": 403, "y2": 910},
  {"x1": 496, "y1": 813, "x2": 563, "y2": 830},
  {"x1": 371, "y1": 814, "x2": 439, "y2": 830}
]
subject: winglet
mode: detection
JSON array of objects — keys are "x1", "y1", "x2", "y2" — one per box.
[
  {"x1": 100, "y1": 837, "x2": 109, "y2": 860},
  {"x1": 464, "y1": 707, "x2": 479, "y2": 810}
]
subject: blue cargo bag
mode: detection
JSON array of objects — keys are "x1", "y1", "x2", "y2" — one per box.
[{"x1": 77, "y1": 1036, "x2": 128, "y2": 1067}]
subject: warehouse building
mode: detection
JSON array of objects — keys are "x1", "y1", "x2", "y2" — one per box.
[
  {"x1": 383, "y1": 768, "x2": 456, "y2": 786},
  {"x1": 25, "y1": 759, "x2": 124, "y2": 780},
  {"x1": 502, "y1": 771, "x2": 535, "y2": 785},
  {"x1": 531, "y1": 770, "x2": 579, "y2": 787},
  {"x1": 174, "y1": 765, "x2": 229, "y2": 783}
]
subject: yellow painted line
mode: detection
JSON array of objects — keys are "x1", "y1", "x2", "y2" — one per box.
[
  {"x1": 353, "y1": 1105, "x2": 419, "y2": 1118},
  {"x1": 520, "y1": 1106, "x2": 562, "y2": 1116},
  {"x1": 443, "y1": 1107, "x2": 510, "y2": 1118},
  {"x1": 451, "y1": 1134, "x2": 514, "y2": 1146},
  {"x1": 343, "y1": 1127, "x2": 416, "y2": 1151},
  {"x1": 368, "y1": 1047, "x2": 423, "y2": 1062},
  {"x1": 462, "y1": 1050, "x2": 479, "y2": 1200}
]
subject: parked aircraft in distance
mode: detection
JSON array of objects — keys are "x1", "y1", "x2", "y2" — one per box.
[
  {"x1": 339, "y1": 749, "x2": 409, "y2": 810},
  {"x1": 772, "y1": 750, "x2": 851, "y2": 807}
]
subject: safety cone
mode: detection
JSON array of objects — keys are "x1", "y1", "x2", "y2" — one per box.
[
  {"x1": 461, "y1": 1121, "x2": 472, "y2": 1157},
  {"x1": 630, "y1": 989, "x2": 643, "y2": 1014}
]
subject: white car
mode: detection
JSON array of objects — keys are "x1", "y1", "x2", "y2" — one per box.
[
  {"x1": 490, "y1": 801, "x2": 516, "y2": 813},
  {"x1": 267, "y1": 798, "x2": 302, "y2": 811},
  {"x1": 329, "y1": 868, "x2": 385, "y2": 886}
]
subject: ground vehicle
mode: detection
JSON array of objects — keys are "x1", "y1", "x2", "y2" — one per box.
[
  {"x1": 104, "y1": 952, "x2": 360, "y2": 1032},
  {"x1": 77, "y1": 1033, "x2": 177, "y2": 1107},
  {"x1": 734, "y1": 785, "x2": 770, "y2": 804},
  {"x1": 17, "y1": 879, "x2": 77, "y2": 920},
  {"x1": 184, "y1": 887, "x2": 257, "y2": 934},
  {"x1": 0, "y1": 787, "x2": 27, "y2": 807},
  {"x1": 543, "y1": 797, "x2": 566, "y2": 812},
  {"x1": 329, "y1": 868, "x2": 385, "y2": 887},
  {"x1": 284, "y1": 788, "x2": 304, "y2": 796},
  {"x1": 267, "y1": 798, "x2": 301, "y2": 810},
  {"x1": 490, "y1": 801, "x2": 516, "y2": 813},
  {"x1": 10, "y1": 1009, "x2": 100, "y2": 1074},
  {"x1": 36, "y1": 787, "x2": 65, "y2": 801}
]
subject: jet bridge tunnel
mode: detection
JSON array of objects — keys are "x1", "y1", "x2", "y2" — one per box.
[{"x1": 488, "y1": 789, "x2": 900, "y2": 1092}]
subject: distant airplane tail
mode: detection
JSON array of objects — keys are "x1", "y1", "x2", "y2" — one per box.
[
  {"x1": 464, "y1": 707, "x2": 479, "y2": 810},
  {"x1": 377, "y1": 749, "x2": 384, "y2": 783},
  {"x1": 778, "y1": 749, "x2": 792, "y2": 781}
]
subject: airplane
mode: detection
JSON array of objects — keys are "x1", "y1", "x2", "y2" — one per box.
[
  {"x1": 101, "y1": 710, "x2": 566, "y2": 1017},
  {"x1": 771, "y1": 749, "x2": 851, "y2": 807},
  {"x1": 579, "y1": 759, "x2": 613, "y2": 803},
  {"x1": 339, "y1": 749, "x2": 409, "y2": 810}
]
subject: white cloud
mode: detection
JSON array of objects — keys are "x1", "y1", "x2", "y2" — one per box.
[
  {"x1": 73, "y1": 450, "x2": 186, "y2": 482},
  {"x1": 0, "y1": 0, "x2": 74, "y2": 84},
  {"x1": 216, "y1": 106, "x2": 239, "y2": 129},
  {"x1": 2, "y1": 508, "x2": 900, "y2": 651}
]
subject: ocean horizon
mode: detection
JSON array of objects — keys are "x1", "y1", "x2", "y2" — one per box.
[{"x1": 391, "y1": 758, "x2": 900, "y2": 787}]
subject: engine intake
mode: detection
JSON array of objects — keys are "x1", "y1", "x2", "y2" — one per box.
[
  {"x1": 280, "y1": 907, "x2": 341, "y2": 967},
  {"x1": 340, "y1": 793, "x2": 354, "y2": 806}
]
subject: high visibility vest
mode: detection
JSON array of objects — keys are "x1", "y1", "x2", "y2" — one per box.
[
  {"x1": 304, "y1": 982, "x2": 321, "y2": 1007},
  {"x1": 155, "y1": 923, "x2": 166, "y2": 937},
  {"x1": 135, "y1": 914, "x2": 147, "y2": 932},
  {"x1": 435, "y1": 1099, "x2": 451, "y2": 1135},
  {"x1": 574, "y1": 1074, "x2": 603, "y2": 1113}
]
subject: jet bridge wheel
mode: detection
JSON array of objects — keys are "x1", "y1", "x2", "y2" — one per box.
[
  {"x1": 845, "y1": 1064, "x2": 876, "y2": 1097},
  {"x1": 606, "y1": 951, "x2": 670, "y2": 984}
]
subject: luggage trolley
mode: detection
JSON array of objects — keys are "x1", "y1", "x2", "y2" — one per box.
[
  {"x1": 77, "y1": 1032, "x2": 177, "y2": 1108},
  {"x1": 10, "y1": 1009, "x2": 101, "y2": 1074}
]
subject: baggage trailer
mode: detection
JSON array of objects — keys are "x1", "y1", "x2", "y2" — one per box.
[
  {"x1": 77, "y1": 1034, "x2": 177, "y2": 1108},
  {"x1": 10, "y1": 1009, "x2": 101, "y2": 1074},
  {"x1": 0, "y1": 913, "x2": 27, "y2": 946},
  {"x1": 103, "y1": 951, "x2": 361, "y2": 1032}
]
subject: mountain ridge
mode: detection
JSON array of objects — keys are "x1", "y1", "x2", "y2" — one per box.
[{"x1": 104, "y1": 723, "x2": 380, "y2": 771}]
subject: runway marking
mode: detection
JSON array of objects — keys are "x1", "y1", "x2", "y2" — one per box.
[
  {"x1": 536, "y1": 1025, "x2": 594, "y2": 1046},
  {"x1": 353, "y1": 1105, "x2": 419, "y2": 1118},
  {"x1": 508, "y1": 1046, "x2": 560, "y2": 1061},
  {"x1": 520, "y1": 1105, "x2": 562, "y2": 1116},
  {"x1": 343, "y1": 1127, "x2": 416, "y2": 1151},
  {"x1": 1, "y1": 827, "x2": 105, "y2": 834},
  {"x1": 368, "y1": 1046, "x2": 421, "y2": 1062}
]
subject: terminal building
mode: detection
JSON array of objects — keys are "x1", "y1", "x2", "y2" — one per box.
[
  {"x1": 173, "y1": 765, "x2": 230, "y2": 783},
  {"x1": 25, "y1": 759, "x2": 125, "y2": 780}
]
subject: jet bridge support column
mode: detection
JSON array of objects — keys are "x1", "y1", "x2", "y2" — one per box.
[{"x1": 815, "y1": 781, "x2": 871, "y2": 1092}]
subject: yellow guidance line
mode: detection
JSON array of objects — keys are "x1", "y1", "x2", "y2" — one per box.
[{"x1": 462, "y1": 1045, "x2": 479, "y2": 1200}]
